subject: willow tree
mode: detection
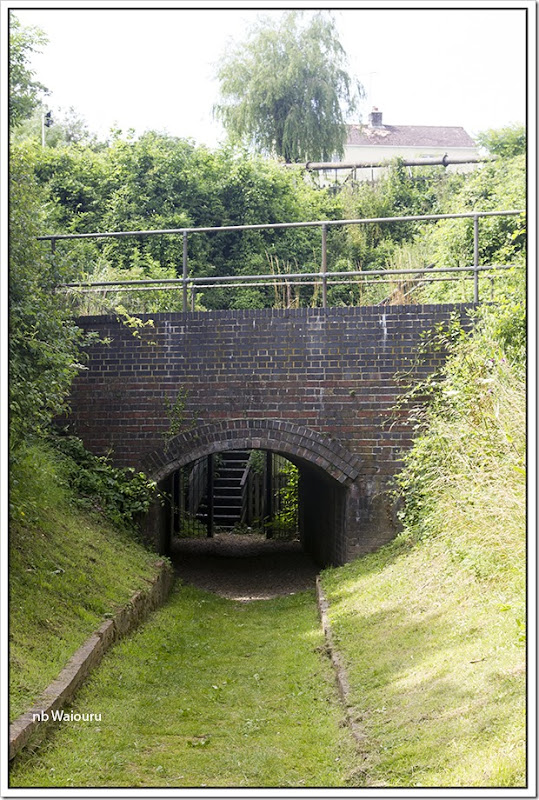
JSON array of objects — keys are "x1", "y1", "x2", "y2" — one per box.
[{"x1": 214, "y1": 12, "x2": 362, "y2": 163}]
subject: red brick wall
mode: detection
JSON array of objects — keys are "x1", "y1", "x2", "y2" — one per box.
[{"x1": 66, "y1": 304, "x2": 474, "y2": 563}]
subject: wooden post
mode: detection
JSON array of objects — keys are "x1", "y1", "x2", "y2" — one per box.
[
  {"x1": 265, "y1": 450, "x2": 273, "y2": 539},
  {"x1": 172, "y1": 471, "x2": 180, "y2": 534},
  {"x1": 160, "y1": 475, "x2": 173, "y2": 556}
]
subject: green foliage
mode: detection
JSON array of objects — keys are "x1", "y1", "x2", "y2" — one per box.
[
  {"x1": 67, "y1": 253, "x2": 194, "y2": 316},
  {"x1": 375, "y1": 145, "x2": 525, "y2": 305},
  {"x1": 163, "y1": 388, "x2": 192, "y2": 441},
  {"x1": 9, "y1": 439, "x2": 158, "y2": 721},
  {"x1": 9, "y1": 145, "x2": 90, "y2": 450},
  {"x1": 114, "y1": 304, "x2": 155, "y2": 338},
  {"x1": 476, "y1": 124, "x2": 526, "y2": 158},
  {"x1": 246, "y1": 449, "x2": 266, "y2": 475},
  {"x1": 9, "y1": 14, "x2": 49, "y2": 128},
  {"x1": 338, "y1": 159, "x2": 447, "y2": 274},
  {"x1": 271, "y1": 459, "x2": 299, "y2": 538},
  {"x1": 31, "y1": 134, "x2": 339, "y2": 311},
  {"x1": 21, "y1": 122, "x2": 527, "y2": 317},
  {"x1": 49, "y1": 435, "x2": 158, "y2": 529},
  {"x1": 214, "y1": 11, "x2": 362, "y2": 162},
  {"x1": 11, "y1": 104, "x2": 98, "y2": 149},
  {"x1": 395, "y1": 304, "x2": 525, "y2": 585}
]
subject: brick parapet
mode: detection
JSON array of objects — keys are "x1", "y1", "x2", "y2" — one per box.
[{"x1": 71, "y1": 304, "x2": 474, "y2": 472}]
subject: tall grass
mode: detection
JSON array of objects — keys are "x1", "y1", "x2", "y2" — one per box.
[{"x1": 396, "y1": 305, "x2": 525, "y2": 590}]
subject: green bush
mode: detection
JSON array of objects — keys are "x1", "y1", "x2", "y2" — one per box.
[{"x1": 48, "y1": 435, "x2": 157, "y2": 529}]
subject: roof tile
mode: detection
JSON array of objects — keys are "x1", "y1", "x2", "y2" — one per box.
[{"x1": 347, "y1": 124, "x2": 476, "y2": 148}]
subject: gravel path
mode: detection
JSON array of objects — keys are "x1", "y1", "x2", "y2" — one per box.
[{"x1": 170, "y1": 532, "x2": 319, "y2": 602}]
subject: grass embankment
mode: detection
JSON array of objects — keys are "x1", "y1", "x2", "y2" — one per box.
[
  {"x1": 321, "y1": 310, "x2": 527, "y2": 788},
  {"x1": 10, "y1": 584, "x2": 357, "y2": 789},
  {"x1": 9, "y1": 442, "x2": 159, "y2": 722}
]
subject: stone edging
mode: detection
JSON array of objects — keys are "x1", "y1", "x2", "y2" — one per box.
[
  {"x1": 315, "y1": 576, "x2": 367, "y2": 747},
  {"x1": 9, "y1": 559, "x2": 174, "y2": 761}
]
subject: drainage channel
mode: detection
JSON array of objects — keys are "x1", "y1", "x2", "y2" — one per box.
[{"x1": 10, "y1": 538, "x2": 359, "y2": 789}]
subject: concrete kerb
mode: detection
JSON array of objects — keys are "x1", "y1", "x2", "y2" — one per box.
[{"x1": 9, "y1": 559, "x2": 174, "y2": 762}]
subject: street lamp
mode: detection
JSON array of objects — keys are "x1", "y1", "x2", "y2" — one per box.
[{"x1": 41, "y1": 110, "x2": 53, "y2": 146}]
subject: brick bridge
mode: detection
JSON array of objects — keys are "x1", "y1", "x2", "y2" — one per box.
[{"x1": 66, "y1": 304, "x2": 474, "y2": 565}]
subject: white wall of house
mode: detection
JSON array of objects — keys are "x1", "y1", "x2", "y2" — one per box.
[{"x1": 320, "y1": 143, "x2": 481, "y2": 185}]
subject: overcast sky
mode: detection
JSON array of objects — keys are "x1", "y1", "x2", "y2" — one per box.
[{"x1": 11, "y1": 2, "x2": 530, "y2": 147}]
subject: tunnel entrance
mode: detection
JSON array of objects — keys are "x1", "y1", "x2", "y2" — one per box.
[
  {"x1": 163, "y1": 449, "x2": 299, "y2": 541},
  {"x1": 142, "y1": 419, "x2": 360, "y2": 568},
  {"x1": 154, "y1": 447, "x2": 348, "y2": 568}
]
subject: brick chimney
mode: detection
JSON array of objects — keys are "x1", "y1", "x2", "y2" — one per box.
[{"x1": 368, "y1": 107, "x2": 383, "y2": 128}]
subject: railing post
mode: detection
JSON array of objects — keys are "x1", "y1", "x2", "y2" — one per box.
[
  {"x1": 182, "y1": 231, "x2": 188, "y2": 312},
  {"x1": 473, "y1": 214, "x2": 479, "y2": 303},
  {"x1": 321, "y1": 223, "x2": 328, "y2": 309}
]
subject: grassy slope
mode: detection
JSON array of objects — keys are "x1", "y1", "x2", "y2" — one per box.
[
  {"x1": 9, "y1": 444, "x2": 159, "y2": 721},
  {"x1": 320, "y1": 328, "x2": 526, "y2": 788},
  {"x1": 321, "y1": 536, "x2": 525, "y2": 788},
  {"x1": 10, "y1": 584, "x2": 357, "y2": 789}
]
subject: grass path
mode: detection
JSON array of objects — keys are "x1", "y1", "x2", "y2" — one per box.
[{"x1": 10, "y1": 583, "x2": 358, "y2": 789}]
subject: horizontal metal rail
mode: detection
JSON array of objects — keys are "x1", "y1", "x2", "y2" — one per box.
[
  {"x1": 290, "y1": 156, "x2": 495, "y2": 171},
  {"x1": 69, "y1": 272, "x2": 517, "y2": 295},
  {"x1": 44, "y1": 208, "x2": 525, "y2": 307},
  {"x1": 63, "y1": 263, "x2": 520, "y2": 290},
  {"x1": 39, "y1": 209, "x2": 524, "y2": 242}
]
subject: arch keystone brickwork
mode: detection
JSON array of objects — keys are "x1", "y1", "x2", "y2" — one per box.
[{"x1": 142, "y1": 418, "x2": 362, "y2": 485}]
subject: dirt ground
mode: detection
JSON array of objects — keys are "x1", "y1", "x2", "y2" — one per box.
[{"x1": 170, "y1": 532, "x2": 319, "y2": 602}]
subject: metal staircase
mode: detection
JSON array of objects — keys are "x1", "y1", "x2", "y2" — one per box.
[{"x1": 212, "y1": 450, "x2": 250, "y2": 530}]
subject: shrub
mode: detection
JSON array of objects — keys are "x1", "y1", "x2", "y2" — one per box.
[{"x1": 49, "y1": 435, "x2": 157, "y2": 529}]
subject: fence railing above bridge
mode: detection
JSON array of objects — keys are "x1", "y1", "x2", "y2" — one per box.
[{"x1": 39, "y1": 209, "x2": 525, "y2": 309}]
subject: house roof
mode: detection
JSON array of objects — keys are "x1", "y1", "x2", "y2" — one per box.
[{"x1": 347, "y1": 124, "x2": 477, "y2": 149}]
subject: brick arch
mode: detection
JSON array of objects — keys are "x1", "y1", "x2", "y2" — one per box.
[{"x1": 141, "y1": 418, "x2": 362, "y2": 485}]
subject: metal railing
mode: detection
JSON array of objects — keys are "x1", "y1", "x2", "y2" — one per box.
[{"x1": 39, "y1": 209, "x2": 525, "y2": 308}]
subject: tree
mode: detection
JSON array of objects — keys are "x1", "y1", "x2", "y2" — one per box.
[
  {"x1": 9, "y1": 14, "x2": 49, "y2": 128},
  {"x1": 214, "y1": 12, "x2": 362, "y2": 163},
  {"x1": 30, "y1": 132, "x2": 339, "y2": 310},
  {"x1": 9, "y1": 145, "x2": 87, "y2": 450},
  {"x1": 476, "y1": 124, "x2": 526, "y2": 158}
]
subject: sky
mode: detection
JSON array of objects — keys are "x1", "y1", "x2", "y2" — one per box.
[{"x1": 9, "y1": 1, "x2": 530, "y2": 148}]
